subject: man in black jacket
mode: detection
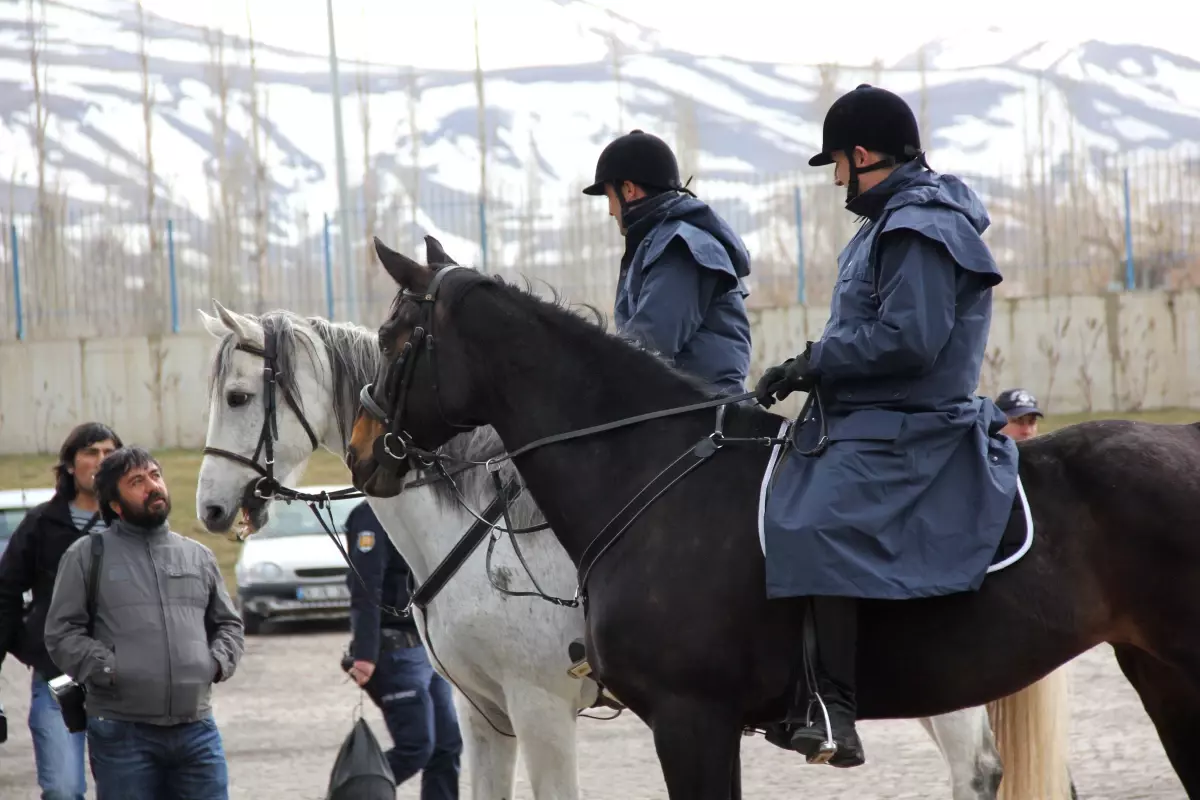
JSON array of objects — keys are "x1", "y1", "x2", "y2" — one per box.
[{"x1": 0, "y1": 422, "x2": 120, "y2": 800}]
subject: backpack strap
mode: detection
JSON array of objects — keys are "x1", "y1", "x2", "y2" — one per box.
[{"x1": 85, "y1": 532, "x2": 104, "y2": 638}]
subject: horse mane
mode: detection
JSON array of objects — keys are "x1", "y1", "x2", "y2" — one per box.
[
  {"x1": 208, "y1": 306, "x2": 545, "y2": 524},
  {"x1": 209, "y1": 309, "x2": 380, "y2": 448},
  {"x1": 436, "y1": 269, "x2": 725, "y2": 400}
]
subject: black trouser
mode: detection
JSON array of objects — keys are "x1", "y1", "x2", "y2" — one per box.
[{"x1": 810, "y1": 595, "x2": 858, "y2": 718}]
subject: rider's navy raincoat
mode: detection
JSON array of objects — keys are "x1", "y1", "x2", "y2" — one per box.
[
  {"x1": 763, "y1": 160, "x2": 1020, "y2": 600},
  {"x1": 615, "y1": 192, "x2": 753, "y2": 396}
]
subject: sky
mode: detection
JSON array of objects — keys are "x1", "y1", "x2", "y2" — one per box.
[{"x1": 116, "y1": 0, "x2": 1192, "y2": 72}]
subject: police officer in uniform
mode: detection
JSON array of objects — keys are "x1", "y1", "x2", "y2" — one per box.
[
  {"x1": 583, "y1": 128, "x2": 754, "y2": 396},
  {"x1": 756, "y1": 85, "x2": 1018, "y2": 768},
  {"x1": 343, "y1": 500, "x2": 462, "y2": 799},
  {"x1": 568, "y1": 130, "x2": 757, "y2": 678}
]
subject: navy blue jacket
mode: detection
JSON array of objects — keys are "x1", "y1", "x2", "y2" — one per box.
[
  {"x1": 344, "y1": 502, "x2": 416, "y2": 663},
  {"x1": 763, "y1": 160, "x2": 1019, "y2": 600},
  {"x1": 615, "y1": 192, "x2": 753, "y2": 395}
]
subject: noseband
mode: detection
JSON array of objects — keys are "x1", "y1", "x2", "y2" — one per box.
[
  {"x1": 203, "y1": 321, "x2": 322, "y2": 501},
  {"x1": 358, "y1": 264, "x2": 473, "y2": 471}
]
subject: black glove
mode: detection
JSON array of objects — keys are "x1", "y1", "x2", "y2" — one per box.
[{"x1": 754, "y1": 345, "x2": 815, "y2": 408}]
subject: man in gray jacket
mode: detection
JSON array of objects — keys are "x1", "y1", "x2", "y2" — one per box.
[{"x1": 45, "y1": 446, "x2": 244, "y2": 799}]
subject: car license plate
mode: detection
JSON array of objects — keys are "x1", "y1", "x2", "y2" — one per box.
[{"x1": 297, "y1": 584, "x2": 349, "y2": 601}]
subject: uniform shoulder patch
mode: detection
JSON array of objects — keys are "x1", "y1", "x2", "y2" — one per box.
[{"x1": 356, "y1": 532, "x2": 376, "y2": 553}]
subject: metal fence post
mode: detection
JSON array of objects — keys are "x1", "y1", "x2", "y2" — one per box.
[
  {"x1": 10, "y1": 222, "x2": 22, "y2": 340},
  {"x1": 167, "y1": 218, "x2": 179, "y2": 333},
  {"x1": 1122, "y1": 166, "x2": 1135, "y2": 291},
  {"x1": 323, "y1": 212, "x2": 336, "y2": 319},
  {"x1": 793, "y1": 185, "x2": 806, "y2": 305}
]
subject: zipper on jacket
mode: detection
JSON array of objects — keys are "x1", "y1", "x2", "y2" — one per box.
[{"x1": 146, "y1": 539, "x2": 174, "y2": 719}]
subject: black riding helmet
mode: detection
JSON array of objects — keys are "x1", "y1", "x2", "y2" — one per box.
[
  {"x1": 809, "y1": 84, "x2": 926, "y2": 203},
  {"x1": 582, "y1": 129, "x2": 687, "y2": 198}
]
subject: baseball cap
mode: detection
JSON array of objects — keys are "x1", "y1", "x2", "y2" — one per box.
[{"x1": 996, "y1": 388, "x2": 1044, "y2": 418}]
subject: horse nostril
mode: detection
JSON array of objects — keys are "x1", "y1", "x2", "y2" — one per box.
[
  {"x1": 345, "y1": 450, "x2": 356, "y2": 470},
  {"x1": 203, "y1": 505, "x2": 226, "y2": 525}
]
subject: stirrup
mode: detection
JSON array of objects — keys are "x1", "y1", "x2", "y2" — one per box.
[
  {"x1": 795, "y1": 693, "x2": 838, "y2": 765},
  {"x1": 567, "y1": 639, "x2": 592, "y2": 679}
]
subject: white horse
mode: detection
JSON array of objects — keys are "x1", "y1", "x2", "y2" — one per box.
[{"x1": 194, "y1": 300, "x2": 1066, "y2": 800}]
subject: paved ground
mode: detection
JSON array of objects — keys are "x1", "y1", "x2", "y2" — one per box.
[{"x1": 0, "y1": 621, "x2": 1185, "y2": 799}]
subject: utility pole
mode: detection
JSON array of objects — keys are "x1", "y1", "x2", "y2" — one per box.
[{"x1": 326, "y1": 0, "x2": 357, "y2": 321}]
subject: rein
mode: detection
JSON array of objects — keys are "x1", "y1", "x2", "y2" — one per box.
[{"x1": 359, "y1": 265, "x2": 831, "y2": 611}]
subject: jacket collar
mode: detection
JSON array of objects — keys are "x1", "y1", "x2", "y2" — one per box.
[
  {"x1": 112, "y1": 518, "x2": 171, "y2": 541},
  {"x1": 845, "y1": 159, "x2": 927, "y2": 221}
]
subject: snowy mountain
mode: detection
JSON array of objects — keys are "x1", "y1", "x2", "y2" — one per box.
[
  {"x1": 4, "y1": 1, "x2": 1199, "y2": 213},
  {"x1": 1, "y1": 0, "x2": 1199, "y2": 331}
]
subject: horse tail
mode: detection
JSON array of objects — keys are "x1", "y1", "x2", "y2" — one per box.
[{"x1": 988, "y1": 664, "x2": 1074, "y2": 800}]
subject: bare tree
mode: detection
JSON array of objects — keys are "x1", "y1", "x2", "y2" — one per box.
[
  {"x1": 245, "y1": 0, "x2": 270, "y2": 311},
  {"x1": 610, "y1": 29, "x2": 624, "y2": 131},
  {"x1": 517, "y1": 128, "x2": 541, "y2": 271},
  {"x1": 203, "y1": 24, "x2": 241, "y2": 308},
  {"x1": 357, "y1": 42, "x2": 383, "y2": 308},
  {"x1": 135, "y1": 0, "x2": 166, "y2": 331},
  {"x1": 673, "y1": 93, "x2": 701, "y2": 192},
  {"x1": 916, "y1": 44, "x2": 930, "y2": 157},
  {"x1": 26, "y1": 0, "x2": 49, "y2": 216},
  {"x1": 472, "y1": 6, "x2": 494, "y2": 270},
  {"x1": 406, "y1": 64, "x2": 421, "y2": 243},
  {"x1": 26, "y1": 0, "x2": 55, "y2": 333}
]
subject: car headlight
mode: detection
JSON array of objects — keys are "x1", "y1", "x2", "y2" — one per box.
[{"x1": 245, "y1": 562, "x2": 284, "y2": 582}]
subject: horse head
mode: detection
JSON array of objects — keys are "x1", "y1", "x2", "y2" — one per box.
[
  {"x1": 346, "y1": 236, "x2": 487, "y2": 498},
  {"x1": 196, "y1": 301, "x2": 341, "y2": 535}
]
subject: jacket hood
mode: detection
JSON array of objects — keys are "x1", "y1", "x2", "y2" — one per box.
[
  {"x1": 851, "y1": 160, "x2": 992, "y2": 235},
  {"x1": 625, "y1": 192, "x2": 752, "y2": 279}
]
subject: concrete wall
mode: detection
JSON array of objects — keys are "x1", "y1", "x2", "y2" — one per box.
[{"x1": 2, "y1": 290, "x2": 1198, "y2": 455}]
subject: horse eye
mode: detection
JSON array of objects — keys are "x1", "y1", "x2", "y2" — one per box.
[{"x1": 226, "y1": 391, "x2": 251, "y2": 408}]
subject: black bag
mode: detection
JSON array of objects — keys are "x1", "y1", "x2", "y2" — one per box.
[
  {"x1": 326, "y1": 716, "x2": 396, "y2": 800},
  {"x1": 54, "y1": 527, "x2": 103, "y2": 733}
]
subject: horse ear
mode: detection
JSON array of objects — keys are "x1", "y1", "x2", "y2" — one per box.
[
  {"x1": 374, "y1": 236, "x2": 429, "y2": 289},
  {"x1": 212, "y1": 299, "x2": 264, "y2": 347},
  {"x1": 198, "y1": 308, "x2": 226, "y2": 339},
  {"x1": 424, "y1": 235, "x2": 458, "y2": 266}
]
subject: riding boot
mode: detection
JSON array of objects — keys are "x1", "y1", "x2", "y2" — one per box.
[{"x1": 787, "y1": 595, "x2": 865, "y2": 768}]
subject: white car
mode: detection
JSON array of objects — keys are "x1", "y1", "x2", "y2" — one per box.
[{"x1": 233, "y1": 487, "x2": 363, "y2": 635}]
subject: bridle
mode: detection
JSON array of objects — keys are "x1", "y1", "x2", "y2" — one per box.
[
  {"x1": 200, "y1": 316, "x2": 343, "y2": 501},
  {"x1": 357, "y1": 263, "x2": 476, "y2": 473}
]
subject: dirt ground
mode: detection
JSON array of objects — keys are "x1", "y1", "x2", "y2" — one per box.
[{"x1": 0, "y1": 620, "x2": 1184, "y2": 800}]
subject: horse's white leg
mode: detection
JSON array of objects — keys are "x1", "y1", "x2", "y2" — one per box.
[
  {"x1": 920, "y1": 707, "x2": 1003, "y2": 800},
  {"x1": 504, "y1": 683, "x2": 581, "y2": 800},
  {"x1": 456, "y1": 691, "x2": 519, "y2": 800}
]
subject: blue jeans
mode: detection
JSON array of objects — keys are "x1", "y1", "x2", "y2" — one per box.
[
  {"x1": 29, "y1": 671, "x2": 88, "y2": 800},
  {"x1": 86, "y1": 714, "x2": 229, "y2": 800},
  {"x1": 366, "y1": 644, "x2": 463, "y2": 800}
]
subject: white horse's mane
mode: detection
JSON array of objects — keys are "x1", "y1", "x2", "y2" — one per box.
[{"x1": 207, "y1": 307, "x2": 545, "y2": 530}]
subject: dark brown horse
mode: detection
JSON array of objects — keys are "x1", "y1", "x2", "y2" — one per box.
[{"x1": 346, "y1": 238, "x2": 1200, "y2": 799}]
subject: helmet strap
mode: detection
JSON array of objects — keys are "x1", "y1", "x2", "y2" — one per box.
[{"x1": 844, "y1": 148, "x2": 898, "y2": 205}]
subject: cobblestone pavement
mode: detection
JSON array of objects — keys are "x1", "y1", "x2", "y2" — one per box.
[{"x1": 0, "y1": 622, "x2": 1184, "y2": 799}]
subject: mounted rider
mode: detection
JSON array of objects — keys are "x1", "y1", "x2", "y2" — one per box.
[
  {"x1": 568, "y1": 129, "x2": 756, "y2": 679},
  {"x1": 583, "y1": 129, "x2": 754, "y2": 396},
  {"x1": 754, "y1": 84, "x2": 1019, "y2": 768}
]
